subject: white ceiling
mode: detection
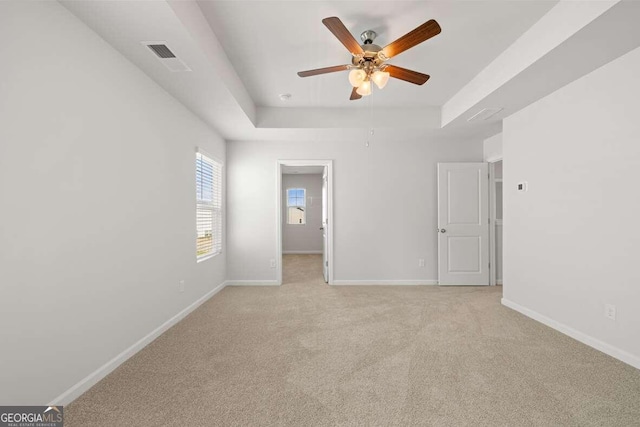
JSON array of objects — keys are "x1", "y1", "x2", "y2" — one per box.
[
  {"x1": 197, "y1": 0, "x2": 557, "y2": 108},
  {"x1": 61, "y1": 0, "x2": 640, "y2": 143}
]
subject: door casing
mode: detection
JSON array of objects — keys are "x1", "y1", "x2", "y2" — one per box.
[
  {"x1": 322, "y1": 169, "x2": 328, "y2": 283},
  {"x1": 488, "y1": 157, "x2": 503, "y2": 286}
]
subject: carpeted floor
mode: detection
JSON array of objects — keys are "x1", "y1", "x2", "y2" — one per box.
[{"x1": 66, "y1": 255, "x2": 640, "y2": 426}]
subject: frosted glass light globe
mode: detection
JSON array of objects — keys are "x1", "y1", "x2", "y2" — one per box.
[
  {"x1": 372, "y1": 71, "x2": 390, "y2": 89},
  {"x1": 356, "y1": 80, "x2": 372, "y2": 96},
  {"x1": 348, "y1": 69, "x2": 366, "y2": 88}
]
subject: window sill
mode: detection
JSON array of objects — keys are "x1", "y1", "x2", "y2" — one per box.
[{"x1": 197, "y1": 251, "x2": 221, "y2": 263}]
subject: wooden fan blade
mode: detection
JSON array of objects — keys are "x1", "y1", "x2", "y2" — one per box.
[
  {"x1": 350, "y1": 87, "x2": 362, "y2": 100},
  {"x1": 385, "y1": 65, "x2": 430, "y2": 85},
  {"x1": 322, "y1": 17, "x2": 364, "y2": 56},
  {"x1": 297, "y1": 65, "x2": 350, "y2": 77},
  {"x1": 382, "y1": 19, "x2": 441, "y2": 59}
]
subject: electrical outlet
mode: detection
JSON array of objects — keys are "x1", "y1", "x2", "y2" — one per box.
[
  {"x1": 270, "y1": 259, "x2": 276, "y2": 269},
  {"x1": 605, "y1": 304, "x2": 616, "y2": 321},
  {"x1": 418, "y1": 259, "x2": 425, "y2": 267},
  {"x1": 179, "y1": 280, "x2": 185, "y2": 293}
]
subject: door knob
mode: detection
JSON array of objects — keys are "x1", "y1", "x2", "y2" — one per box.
[
  {"x1": 319, "y1": 227, "x2": 324, "y2": 230},
  {"x1": 440, "y1": 229, "x2": 446, "y2": 233}
]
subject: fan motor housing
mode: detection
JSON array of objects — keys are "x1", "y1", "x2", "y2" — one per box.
[{"x1": 352, "y1": 43, "x2": 384, "y2": 67}]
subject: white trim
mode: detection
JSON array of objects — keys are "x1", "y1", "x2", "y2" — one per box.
[
  {"x1": 488, "y1": 158, "x2": 503, "y2": 287},
  {"x1": 332, "y1": 280, "x2": 439, "y2": 286},
  {"x1": 225, "y1": 280, "x2": 280, "y2": 286},
  {"x1": 49, "y1": 281, "x2": 227, "y2": 406},
  {"x1": 502, "y1": 298, "x2": 640, "y2": 370},
  {"x1": 196, "y1": 251, "x2": 220, "y2": 263},
  {"x1": 489, "y1": 161, "x2": 497, "y2": 286},
  {"x1": 277, "y1": 160, "x2": 334, "y2": 285},
  {"x1": 283, "y1": 250, "x2": 323, "y2": 254}
]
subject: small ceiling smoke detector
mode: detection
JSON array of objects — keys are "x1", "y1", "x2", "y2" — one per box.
[
  {"x1": 142, "y1": 42, "x2": 191, "y2": 72},
  {"x1": 467, "y1": 107, "x2": 504, "y2": 122},
  {"x1": 279, "y1": 93, "x2": 292, "y2": 101}
]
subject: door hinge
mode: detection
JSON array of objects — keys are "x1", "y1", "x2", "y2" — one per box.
[{"x1": 325, "y1": 261, "x2": 328, "y2": 267}]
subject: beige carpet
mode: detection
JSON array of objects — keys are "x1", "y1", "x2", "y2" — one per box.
[{"x1": 66, "y1": 255, "x2": 640, "y2": 426}]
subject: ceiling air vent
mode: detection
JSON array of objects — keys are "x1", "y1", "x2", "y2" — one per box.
[
  {"x1": 142, "y1": 42, "x2": 191, "y2": 72},
  {"x1": 147, "y1": 44, "x2": 176, "y2": 59},
  {"x1": 467, "y1": 107, "x2": 504, "y2": 122}
]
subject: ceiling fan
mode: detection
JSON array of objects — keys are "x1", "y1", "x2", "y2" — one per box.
[{"x1": 297, "y1": 17, "x2": 441, "y2": 100}]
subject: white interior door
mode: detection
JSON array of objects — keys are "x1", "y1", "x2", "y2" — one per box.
[
  {"x1": 437, "y1": 163, "x2": 489, "y2": 285},
  {"x1": 321, "y1": 169, "x2": 328, "y2": 283}
]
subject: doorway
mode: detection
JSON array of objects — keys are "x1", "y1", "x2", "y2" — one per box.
[{"x1": 276, "y1": 160, "x2": 333, "y2": 285}]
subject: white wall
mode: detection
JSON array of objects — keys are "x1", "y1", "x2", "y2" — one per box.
[
  {"x1": 282, "y1": 174, "x2": 323, "y2": 253},
  {"x1": 484, "y1": 132, "x2": 503, "y2": 162},
  {"x1": 0, "y1": 1, "x2": 226, "y2": 404},
  {"x1": 503, "y1": 46, "x2": 640, "y2": 368},
  {"x1": 227, "y1": 138, "x2": 483, "y2": 283}
]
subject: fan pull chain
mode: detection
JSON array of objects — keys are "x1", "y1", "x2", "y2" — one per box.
[{"x1": 366, "y1": 87, "x2": 374, "y2": 147}]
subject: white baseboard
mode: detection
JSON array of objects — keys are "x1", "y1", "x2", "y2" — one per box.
[
  {"x1": 496, "y1": 280, "x2": 503, "y2": 285},
  {"x1": 332, "y1": 280, "x2": 438, "y2": 286},
  {"x1": 226, "y1": 280, "x2": 280, "y2": 286},
  {"x1": 282, "y1": 251, "x2": 322, "y2": 254},
  {"x1": 501, "y1": 298, "x2": 640, "y2": 370},
  {"x1": 49, "y1": 281, "x2": 227, "y2": 406}
]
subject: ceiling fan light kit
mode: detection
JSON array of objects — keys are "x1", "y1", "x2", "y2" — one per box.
[{"x1": 297, "y1": 16, "x2": 441, "y2": 100}]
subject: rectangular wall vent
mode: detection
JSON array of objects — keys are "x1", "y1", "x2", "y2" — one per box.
[{"x1": 147, "y1": 44, "x2": 176, "y2": 59}]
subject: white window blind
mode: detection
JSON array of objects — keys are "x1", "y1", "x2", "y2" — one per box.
[{"x1": 196, "y1": 151, "x2": 222, "y2": 260}]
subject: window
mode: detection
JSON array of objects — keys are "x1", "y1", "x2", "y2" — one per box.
[
  {"x1": 196, "y1": 151, "x2": 222, "y2": 261},
  {"x1": 286, "y1": 188, "x2": 306, "y2": 225}
]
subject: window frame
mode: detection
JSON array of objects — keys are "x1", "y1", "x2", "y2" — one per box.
[
  {"x1": 286, "y1": 187, "x2": 307, "y2": 225},
  {"x1": 196, "y1": 150, "x2": 223, "y2": 262}
]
